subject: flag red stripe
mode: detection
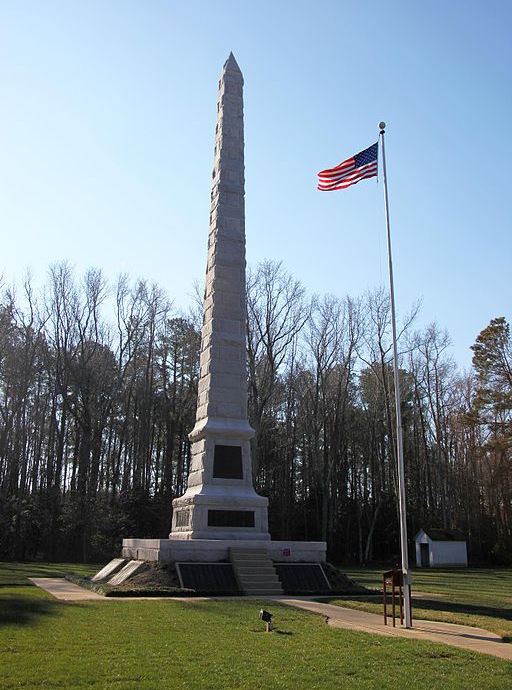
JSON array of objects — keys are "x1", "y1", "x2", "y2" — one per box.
[
  {"x1": 319, "y1": 159, "x2": 375, "y2": 179},
  {"x1": 318, "y1": 161, "x2": 377, "y2": 190},
  {"x1": 318, "y1": 159, "x2": 375, "y2": 184},
  {"x1": 317, "y1": 157, "x2": 355, "y2": 178},
  {"x1": 319, "y1": 165, "x2": 377, "y2": 186},
  {"x1": 318, "y1": 166, "x2": 377, "y2": 190},
  {"x1": 318, "y1": 166, "x2": 377, "y2": 191}
]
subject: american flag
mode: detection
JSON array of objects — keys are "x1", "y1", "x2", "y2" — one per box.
[{"x1": 317, "y1": 142, "x2": 378, "y2": 191}]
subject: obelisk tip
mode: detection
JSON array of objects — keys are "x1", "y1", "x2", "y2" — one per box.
[{"x1": 224, "y1": 52, "x2": 242, "y2": 74}]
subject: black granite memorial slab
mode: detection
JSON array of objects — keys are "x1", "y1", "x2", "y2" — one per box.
[
  {"x1": 213, "y1": 444, "x2": 243, "y2": 479},
  {"x1": 275, "y1": 563, "x2": 331, "y2": 593},
  {"x1": 176, "y1": 562, "x2": 240, "y2": 593},
  {"x1": 208, "y1": 509, "x2": 255, "y2": 528}
]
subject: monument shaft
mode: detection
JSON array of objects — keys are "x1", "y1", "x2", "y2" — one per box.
[
  {"x1": 122, "y1": 54, "x2": 325, "y2": 565},
  {"x1": 170, "y1": 53, "x2": 269, "y2": 541}
]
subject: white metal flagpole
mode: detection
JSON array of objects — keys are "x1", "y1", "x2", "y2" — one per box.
[{"x1": 379, "y1": 121, "x2": 412, "y2": 628}]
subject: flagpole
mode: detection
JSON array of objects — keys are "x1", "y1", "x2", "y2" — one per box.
[{"x1": 379, "y1": 121, "x2": 412, "y2": 629}]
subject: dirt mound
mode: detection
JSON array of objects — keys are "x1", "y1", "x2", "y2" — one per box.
[{"x1": 119, "y1": 564, "x2": 180, "y2": 588}]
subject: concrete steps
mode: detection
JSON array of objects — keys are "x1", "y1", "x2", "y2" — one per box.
[{"x1": 230, "y1": 547, "x2": 283, "y2": 595}]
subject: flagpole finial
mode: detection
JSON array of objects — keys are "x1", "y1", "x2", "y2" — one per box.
[{"x1": 379, "y1": 121, "x2": 386, "y2": 132}]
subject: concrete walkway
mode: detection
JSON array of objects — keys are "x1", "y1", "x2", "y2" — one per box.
[
  {"x1": 28, "y1": 579, "x2": 204, "y2": 602},
  {"x1": 279, "y1": 598, "x2": 512, "y2": 662},
  {"x1": 30, "y1": 579, "x2": 512, "y2": 662},
  {"x1": 29, "y1": 578, "x2": 105, "y2": 601}
]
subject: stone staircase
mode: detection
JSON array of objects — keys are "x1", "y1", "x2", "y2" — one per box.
[{"x1": 229, "y1": 547, "x2": 283, "y2": 595}]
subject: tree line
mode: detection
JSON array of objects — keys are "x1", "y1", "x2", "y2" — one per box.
[{"x1": 0, "y1": 261, "x2": 510, "y2": 564}]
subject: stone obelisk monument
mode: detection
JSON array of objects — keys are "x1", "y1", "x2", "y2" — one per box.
[
  {"x1": 122, "y1": 54, "x2": 325, "y2": 565},
  {"x1": 169, "y1": 53, "x2": 270, "y2": 541}
]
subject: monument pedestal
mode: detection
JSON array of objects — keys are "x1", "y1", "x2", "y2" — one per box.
[
  {"x1": 170, "y1": 487, "x2": 270, "y2": 541},
  {"x1": 122, "y1": 537, "x2": 326, "y2": 563},
  {"x1": 169, "y1": 427, "x2": 271, "y2": 542}
]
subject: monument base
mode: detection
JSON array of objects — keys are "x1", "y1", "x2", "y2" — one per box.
[
  {"x1": 122, "y1": 538, "x2": 326, "y2": 563},
  {"x1": 170, "y1": 485, "x2": 271, "y2": 541}
]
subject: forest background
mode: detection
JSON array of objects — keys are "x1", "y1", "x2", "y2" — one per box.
[{"x1": 1, "y1": 261, "x2": 510, "y2": 565}]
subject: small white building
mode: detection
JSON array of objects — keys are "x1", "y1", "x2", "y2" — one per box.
[{"x1": 415, "y1": 528, "x2": 468, "y2": 568}]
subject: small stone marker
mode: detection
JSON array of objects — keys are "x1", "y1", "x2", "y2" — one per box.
[
  {"x1": 91, "y1": 558, "x2": 126, "y2": 583},
  {"x1": 108, "y1": 560, "x2": 146, "y2": 586}
]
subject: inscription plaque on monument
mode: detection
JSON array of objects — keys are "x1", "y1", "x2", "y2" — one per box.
[
  {"x1": 174, "y1": 509, "x2": 190, "y2": 528},
  {"x1": 213, "y1": 445, "x2": 243, "y2": 479},
  {"x1": 208, "y1": 510, "x2": 255, "y2": 528}
]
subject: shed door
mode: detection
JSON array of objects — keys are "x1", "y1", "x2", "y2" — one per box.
[{"x1": 420, "y1": 543, "x2": 430, "y2": 567}]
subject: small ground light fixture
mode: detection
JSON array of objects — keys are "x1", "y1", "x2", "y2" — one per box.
[{"x1": 259, "y1": 609, "x2": 273, "y2": 632}]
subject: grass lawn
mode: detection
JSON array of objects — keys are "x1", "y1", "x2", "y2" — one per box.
[
  {"x1": 329, "y1": 567, "x2": 512, "y2": 641},
  {"x1": 1, "y1": 563, "x2": 512, "y2": 689},
  {"x1": 0, "y1": 561, "x2": 98, "y2": 585}
]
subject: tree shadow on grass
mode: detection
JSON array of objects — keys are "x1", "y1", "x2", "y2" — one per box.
[
  {"x1": 0, "y1": 562, "x2": 61, "y2": 585},
  {"x1": 412, "y1": 597, "x2": 512, "y2": 622},
  {"x1": 330, "y1": 595, "x2": 512, "y2": 623},
  {"x1": 332, "y1": 595, "x2": 512, "y2": 641},
  {"x1": 411, "y1": 597, "x2": 512, "y2": 641},
  {"x1": 0, "y1": 595, "x2": 61, "y2": 627}
]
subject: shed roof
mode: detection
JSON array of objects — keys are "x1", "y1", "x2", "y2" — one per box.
[{"x1": 419, "y1": 528, "x2": 466, "y2": 542}]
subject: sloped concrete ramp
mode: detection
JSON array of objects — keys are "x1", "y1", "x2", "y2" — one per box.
[
  {"x1": 108, "y1": 559, "x2": 146, "y2": 586},
  {"x1": 91, "y1": 558, "x2": 126, "y2": 583}
]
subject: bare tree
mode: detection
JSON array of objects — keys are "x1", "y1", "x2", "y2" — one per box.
[{"x1": 246, "y1": 260, "x2": 309, "y2": 476}]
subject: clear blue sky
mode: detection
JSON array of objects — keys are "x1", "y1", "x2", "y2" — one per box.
[{"x1": 1, "y1": 1, "x2": 511, "y2": 366}]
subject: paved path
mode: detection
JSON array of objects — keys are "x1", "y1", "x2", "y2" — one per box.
[
  {"x1": 29, "y1": 578, "x2": 209, "y2": 603},
  {"x1": 279, "y1": 598, "x2": 512, "y2": 662},
  {"x1": 30, "y1": 579, "x2": 512, "y2": 662},
  {"x1": 29, "y1": 578, "x2": 105, "y2": 601}
]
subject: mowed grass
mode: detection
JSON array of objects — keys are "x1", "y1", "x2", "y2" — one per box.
[
  {"x1": 330, "y1": 567, "x2": 512, "y2": 641},
  {"x1": 1, "y1": 563, "x2": 512, "y2": 689},
  {"x1": 0, "y1": 561, "x2": 98, "y2": 585}
]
